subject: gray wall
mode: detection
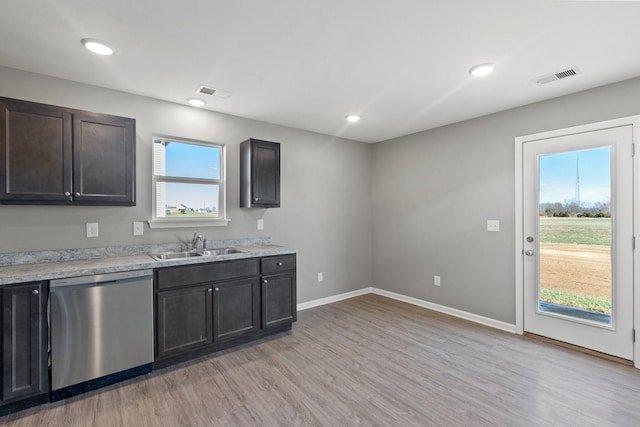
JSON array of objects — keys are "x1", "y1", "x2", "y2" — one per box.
[
  {"x1": 372, "y1": 76, "x2": 640, "y2": 325},
  {"x1": 0, "y1": 66, "x2": 373, "y2": 304},
  {"x1": 4, "y1": 64, "x2": 640, "y2": 324}
]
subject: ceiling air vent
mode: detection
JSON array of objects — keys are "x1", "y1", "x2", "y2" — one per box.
[
  {"x1": 197, "y1": 85, "x2": 216, "y2": 96},
  {"x1": 196, "y1": 85, "x2": 233, "y2": 99},
  {"x1": 533, "y1": 67, "x2": 581, "y2": 85}
]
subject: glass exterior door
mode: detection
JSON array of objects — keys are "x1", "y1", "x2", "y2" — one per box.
[
  {"x1": 538, "y1": 147, "x2": 612, "y2": 325},
  {"x1": 523, "y1": 125, "x2": 634, "y2": 360}
]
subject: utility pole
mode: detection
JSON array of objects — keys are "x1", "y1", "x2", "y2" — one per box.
[{"x1": 575, "y1": 158, "x2": 581, "y2": 208}]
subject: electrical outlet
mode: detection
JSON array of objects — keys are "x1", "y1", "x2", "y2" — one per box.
[
  {"x1": 133, "y1": 221, "x2": 144, "y2": 236},
  {"x1": 487, "y1": 220, "x2": 500, "y2": 232},
  {"x1": 318, "y1": 272, "x2": 324, "y2": 282},
  {"x1": 434, "y1": 275, "x2": 441, "y2": 286},
  {"x1": 257, "y1": 219, "x2": 264, "y2": 230},
  {"x1": 86, "y1": 222, "x2": 99, "y2": 238}
]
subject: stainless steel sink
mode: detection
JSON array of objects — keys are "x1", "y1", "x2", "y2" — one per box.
[
  {"x1": 150, "y1": 251, "x2": 203, "y2": 261},
  {"x1": 150, "y1": 247, "x2": 246, "y2": 261},
  {"x1": 198, "y1": 248, "x2": 246, "y2": 256}
]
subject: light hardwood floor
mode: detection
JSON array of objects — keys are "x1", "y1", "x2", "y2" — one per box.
[{"x1": 3, "y1": 293, "x2": 640, "y2": 426}]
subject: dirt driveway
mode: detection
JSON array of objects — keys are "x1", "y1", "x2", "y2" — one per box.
[{"x1": 539, "y1": 242, "x2": 611, "y2": 299}]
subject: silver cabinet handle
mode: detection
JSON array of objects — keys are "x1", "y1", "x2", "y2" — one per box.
[
  {"x1": 525, "y1": 250, "x2": 535, "y2": 256},
  {"x1": 263, "y1": 279, "x2": 268, "y2": 284},
  {"x1": 75, "y1": 192, "x2": 81, "y2": 197},
  {"x1": 64, "y1": 192, "x2": 71, "y2": 196},
  {"x1": 207, "y1": 288, "x2": 212, "y2": 292},
  {"x1": 276, "y1": 262, "x2": 283, "y2": 267},
  {"x1": 32, "y1": 289, "x2": 39, "y2": 295},
  {"x1": 214, "y1": 288, "x2": 220, "y2": 292}
]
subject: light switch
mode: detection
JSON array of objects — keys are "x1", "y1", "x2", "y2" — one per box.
[
  {"x1": 133, "y1": 221, "x2": 144, "y2": 236},
  {"x1": 257, "y1": 219, "x2": 264, "y2": 230},
  {"x1": 487, "y1": 220, "x2": 500, "y2": 232},
  {"x1": 86, "y1": 222, "x2": 99, "y2": 238}
]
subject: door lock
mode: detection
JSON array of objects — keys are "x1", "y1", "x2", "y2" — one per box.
[{"x1": 525, "y1": 250, "x2": 535, "y2": 256}]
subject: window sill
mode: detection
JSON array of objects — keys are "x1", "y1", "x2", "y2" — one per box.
[{"x1": 147, "y1": 218, "x2": 231, "y2": 229}]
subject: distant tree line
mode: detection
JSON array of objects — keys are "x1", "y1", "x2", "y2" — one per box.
[{"x1": 540, "y1": 201, "x2": 610, "y2": 218}]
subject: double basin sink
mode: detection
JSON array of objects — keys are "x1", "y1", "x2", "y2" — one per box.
[{"x1": 150, "y1": 247, "x2": 246, "y2": 261}]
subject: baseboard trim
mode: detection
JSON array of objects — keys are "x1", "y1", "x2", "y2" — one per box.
[
  {"x1": 297, "y1": 287, "x2": 516, "y2": 334},
  {"x1": 370, "y1": 288, "x2": 517, "y2": 333},
  {"x1": 297, "y1": 287, "x2": 373, "y2": 311}
]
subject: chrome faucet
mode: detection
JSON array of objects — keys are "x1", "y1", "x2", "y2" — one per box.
[{"x1": 191, "y1": 232, "x2": 203, "y2": 250}]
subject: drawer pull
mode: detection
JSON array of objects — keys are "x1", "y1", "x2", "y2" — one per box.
[
  {"x1": 263, "y1": 279, "x2": 268, "y2": 284},
  {"x1": 214, "y1": 287, "x2": 220, "y2": 292},
  {"x1": 276, "y1": 262, "x2": 283, "y2": 267},
  {"x1": 207, "y1": 288, "x2": 213, "y2": 293},
  {"x1": 32, "y1": 289, "x2": 39, "y2": 296}
]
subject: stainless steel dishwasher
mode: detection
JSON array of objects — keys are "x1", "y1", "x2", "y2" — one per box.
[{"x1": 50, "y1": 269, "x2": 154, "y2": 401}]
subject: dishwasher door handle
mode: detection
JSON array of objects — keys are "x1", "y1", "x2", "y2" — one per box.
[{"x1": 50, "y1": 269, "x2": 153, "y2": 288}]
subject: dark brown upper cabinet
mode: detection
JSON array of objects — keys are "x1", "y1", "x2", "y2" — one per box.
[
  {"x1": 240, "y1": 138, "x2": 280, "y2": 208},
  {"x1": 0, "y1": 97, "x2": 135, "y2": 206}
]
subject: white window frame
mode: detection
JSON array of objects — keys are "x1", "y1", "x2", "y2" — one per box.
[{"x1": 148, "y1": 135, "x2": 230, "y2": 229}]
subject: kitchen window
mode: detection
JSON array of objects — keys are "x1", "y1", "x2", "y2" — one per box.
[{"x1": 149, "y1": 135, "x2": 229, "y2": 228}]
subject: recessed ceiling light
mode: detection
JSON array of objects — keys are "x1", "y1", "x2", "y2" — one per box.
[
  {"x1": 81, "y1": 38, "x2": 113, "y2": 56},
  {"x1": 187, "y1": 98, "x2": 206, "y2": 107},
  {"x1": 346, "y1": 115, "x2": 361, "y2": 123},
  {"x1": 469, "y1": 63, "x2": 495, "y2": 77}
]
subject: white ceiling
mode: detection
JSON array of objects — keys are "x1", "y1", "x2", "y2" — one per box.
[{"x1": 1, "y1": 0, "x2": 640, "y2": 143}]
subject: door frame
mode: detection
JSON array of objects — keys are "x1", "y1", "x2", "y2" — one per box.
[{"x1": 515, "y1": 115, "x2": 640, "y2": 368}]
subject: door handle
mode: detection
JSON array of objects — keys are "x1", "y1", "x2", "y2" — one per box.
[{"x1": 525, "y1": 250, "x2": 535, "y2": 256}]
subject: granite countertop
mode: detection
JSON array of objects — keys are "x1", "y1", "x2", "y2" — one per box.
[{"x1": 0, "y1": 238, "x2": 296, "y2": 286}]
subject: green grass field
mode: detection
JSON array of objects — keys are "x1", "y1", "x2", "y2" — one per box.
[
  {"x1": 539, "y1": 217, "x2": 611, "y2": 245},
  {"x1": 540, "y1": 289, "x2": 611, "y2": 314},
  {"x1": 539, "y1": 217, "x2": 612, "y2": 314}
]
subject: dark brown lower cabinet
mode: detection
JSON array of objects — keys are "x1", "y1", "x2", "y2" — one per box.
[
  {"x1": 0, "y1": 281, "x2": 49, "y2": 415},
  {"x1": 213, "y1": 278, "x2": 260, "y2": 342},
  {"x1": 262, "y1": 273, "x2": 297, "y2": 329},
  {"x1": 155, "y1": 284, "x2": 213, "y2": 359},
  {"x1": 154, "y1": 255, "x2": 296, "y2": 368},
  {"x1": 156, "y1": 278, "x2": 260, "y2": 361},
  {"x1": 260, "y1": 254, "x2": 297, "y2": 329}
]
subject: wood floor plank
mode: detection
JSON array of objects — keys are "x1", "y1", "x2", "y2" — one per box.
[{"x1": 2, "y1": 293, "x2": 640, "y2": 426}]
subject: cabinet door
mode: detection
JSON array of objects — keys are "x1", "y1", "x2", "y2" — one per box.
[
  {"x1": 252, "y1": 140, "x2": 280, "y2": 207},
  {"x1": 156, "y1": 285, "x2": 212, "y2": 359},
  {"x1": 1, "y1": 282, "x2": 48, "y2": 402},
  {"x1": 213, "y1": 278, "x2": 259, "y2": 342},
  {"x1": 73, "y1": 112, "x2": 135, "y2": 205},
  {"x1": 240, "y1": 139, "x2": 280, "y2": 208},
  {"x1": 0, "y1": 97, "x2": 73, "y2": 203},
  {"x1": 261, "y1": 273, "x2": 297, "y2": 329}
]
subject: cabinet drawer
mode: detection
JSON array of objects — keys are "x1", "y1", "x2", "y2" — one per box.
[
  {"x1": 261, "y1": 255, "x2": 296, "y2": 275},
  {"x1": 156, "y1": 258, "x2": 259, "y2": 290}
]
